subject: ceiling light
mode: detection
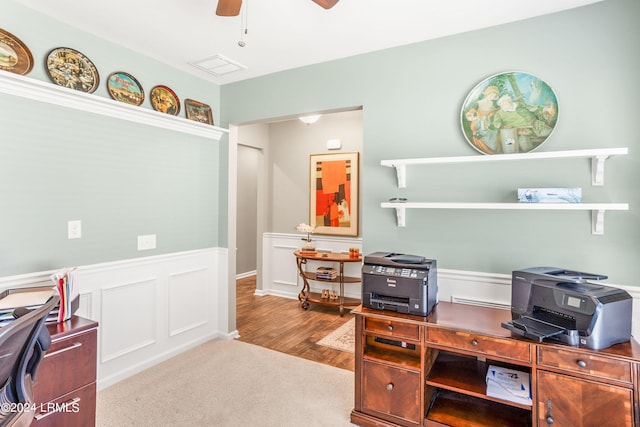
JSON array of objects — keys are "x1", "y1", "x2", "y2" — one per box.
[{"x1": 299, "y1": 115, "x2": 321, "y2": 125}]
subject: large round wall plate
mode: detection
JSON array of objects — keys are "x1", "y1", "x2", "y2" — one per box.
[
  {"x1": 0, "y1": 28, "x2": 34, "y2": 75},
  {"x1": 45, "y1": 47, "x2": 100, "y2": 93},
  {"x1": 460, "y1": 71, "x2": 558, "y2": 155},
  {"x1": 150, "y1": 85, "x2": 180, "y2": 115},
  {"x1": 107, "y1": 72, "x2": 145, "y2": 106}
]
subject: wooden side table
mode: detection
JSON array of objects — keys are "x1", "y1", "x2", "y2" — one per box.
[{"x1": 294, "y1": 250, "x2": 362, "y2": 316}]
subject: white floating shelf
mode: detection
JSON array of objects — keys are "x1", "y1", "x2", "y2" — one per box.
[
  {"x1": 381, "y1": 202, "x2": 629, "y2": 235},
  {"x1": 381, "y1": 148, "x2": 628, "y2": 188},
  {"x1": 0, "y1": 71, "x2": 228, "y2": 141}
]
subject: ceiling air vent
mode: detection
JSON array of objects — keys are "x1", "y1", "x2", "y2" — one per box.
[{"x1": 189, "y1": 54, "x2": 247, "y2": 76}]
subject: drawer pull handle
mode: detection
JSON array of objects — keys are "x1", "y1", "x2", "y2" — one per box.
[
  {"x1": 577, "y1": 360, "x2": 587, "y2": 368},
  {"x1": 34, "y1": 397, "x2": 81, "y2": 420},
  {"x1": 44, "y1": 342, "x2": 83, "y2": 358},
  {"x1": 471, "y1": 339, "x2": 478, "y2": 346},
  {"x1": 386, "y1": 383, "x2": 394, "y2": 391},
  {"x1": 387, "y1": 325, "x2": 393, "y2": 332}
]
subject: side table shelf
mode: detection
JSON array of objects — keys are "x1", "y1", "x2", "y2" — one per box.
[{"x1": 294, "y1": 250, "x2": 361, "y2": 316}]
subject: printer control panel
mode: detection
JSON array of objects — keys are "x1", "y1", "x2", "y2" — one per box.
[{"x1": 363, "y1": 264, "x2": 428, "y2": 279}]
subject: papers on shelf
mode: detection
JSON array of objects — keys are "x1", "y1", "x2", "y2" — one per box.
[
  {"x1": 486, "y1": 365, "x2": 532, "y2": 406},
  {"x1": 50, "y1": 267, "x2": 78, "y2": 322},
  {"x1": 316, "y1": 266, "x2": 338, "y2": 280}
]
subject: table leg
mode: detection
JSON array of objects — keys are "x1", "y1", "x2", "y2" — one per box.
[{"x1": 296, "y1": 257, "x2": 310, "y2": 310}]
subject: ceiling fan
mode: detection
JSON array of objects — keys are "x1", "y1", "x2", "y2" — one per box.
[{"x1": 216, "y1": 0, "x2": 339, "y2": 16}]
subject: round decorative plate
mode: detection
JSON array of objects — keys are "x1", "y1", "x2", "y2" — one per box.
[
  {"x1": 150, "y1": 85, "x2": 180, "y2": 115},
  {"x1": 45, "y1": 47, "x2": 100, "y2": 93},
  {"x1": 106, "y1": 71, "x2": 145, "y2": 106},
  {"x1": 460, "y1": 71, "x2": 558, "y2": 155},
  {"x1": 0, "y1": 28, "x2": 34, "y2": 75}
]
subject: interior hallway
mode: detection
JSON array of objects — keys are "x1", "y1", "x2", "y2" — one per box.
[{"x1": 235, "y1": 275, "x2": 355, "y2": 371}]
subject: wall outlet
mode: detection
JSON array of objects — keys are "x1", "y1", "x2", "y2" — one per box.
[
  {"x1": 68, "y1": 220, "x2": 82, "y2": 239},
  {"x1": 137, "y1": 234, "x2": 156, "y2": 251}
]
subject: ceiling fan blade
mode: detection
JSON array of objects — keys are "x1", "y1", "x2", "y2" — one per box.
[
  {"x1": 216, "y1": 0, "x2": 242, "y2": 16},
  {"x1": 312, "y1": 0, "x2": 339, "y2": 9}
]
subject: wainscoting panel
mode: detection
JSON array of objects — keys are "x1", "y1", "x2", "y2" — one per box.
[
  {"x1": 101, "y1": 278, "x2": 157, "y2": 363},
  {"x1": 0, "y1": 248, "x2": 228, "y2": 390},
  {"x1": 168, "y1": 268, "x2": 211, "y2": 337}
]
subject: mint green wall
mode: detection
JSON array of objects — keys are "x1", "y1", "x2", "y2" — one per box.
[
  {"x1": 220, "y1": 0, "x2": 640, "y2": 286},
  {"x1": 1, "y1": 1, "x2": 223, "y2": 276}
]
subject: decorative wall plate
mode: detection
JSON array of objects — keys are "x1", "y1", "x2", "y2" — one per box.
[
  {"x1": 106, "y1": 71, "x2": 145, "y2": 106},
  {"x1": 45, "y1": 47, "x2": 100, "y2": 93},
  {"x1": 150, "y1": 85, "x2": 180, "y2": 115},
  {"x1": 460, "y1": 71, "x2": 558, "y2": 155},
  {"x1": 184, "y1": 98, "x2": 214, "y2": 125},
  {"x1": 0, "y1": 28, "x2": 34, "y2": 75}
]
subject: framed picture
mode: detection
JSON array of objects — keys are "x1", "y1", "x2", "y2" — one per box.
[
  {"x1": 460, "y1": 71, "x2": 558, "y2": 155},
  {"x1": 0, "y1": 28, "x2": 34, "y2": 75},
  {"x1": 309, "y1": 152, "x2": 359, "y2": 237},
  {"x1": 106, "y1": 71, "x2": 145, "y2": 106},
  {"x1": 45, "y1": 47, "x2": 100, "y2": 93},
  {"x1": 184, "y1": 98, "x2": 214, "y2": 125},
  {"x1": 150, "y1": 85, "x2": 180, "y2": 115}
]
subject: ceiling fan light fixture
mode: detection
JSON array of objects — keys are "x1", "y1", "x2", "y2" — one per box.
[
  {"x1": 299, "y1": 115, "x2": 321, "y2": 125},
  {"x1": 216, "y1": 0, "x2": 242, "y2": 16},
  {"x1": 312, "y1": 0, "x2": 339, "y2": 9}
]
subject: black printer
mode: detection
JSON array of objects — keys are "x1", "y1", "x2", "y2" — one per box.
[
  {"x1": 502, "y1": 267, "x2": 632, "y2": 350},
  {"x1": 362, "y1": 252, "x2": 437, "y2": 316}
]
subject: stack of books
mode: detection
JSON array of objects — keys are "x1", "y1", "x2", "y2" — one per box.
[
  {"x1": 485, "y1": 365, "x2": 532, "y2": 406},
  {"x1": 316, "y1": 266, "x2": 338, "y2": 280}
]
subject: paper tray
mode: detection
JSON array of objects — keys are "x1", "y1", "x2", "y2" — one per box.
[
  {"x1": 0, "y1": 286, "x2": 79, "y2": 323},
  {"x1": 501, "y1": 316, "x2": 566, "y2": 342}
]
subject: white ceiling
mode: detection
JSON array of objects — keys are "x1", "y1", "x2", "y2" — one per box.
[{"x1": 15, "y1": 0, "x2": 602, "y2": 85}]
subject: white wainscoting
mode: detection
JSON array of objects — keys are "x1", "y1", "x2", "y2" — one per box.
[
  {"x1": 0, "y1": 247, "x2": 232, "y2": 389},
  {"x1": 261, "y1": 233, "x2": 363, "y2": 300},
  {"x1": 261, "y1": 236, "x2": 640, "y2": 339}
]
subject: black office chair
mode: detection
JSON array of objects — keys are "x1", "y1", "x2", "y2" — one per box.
[{"x1": 0, "y1": 295, "x2": 59, "y2": 427}]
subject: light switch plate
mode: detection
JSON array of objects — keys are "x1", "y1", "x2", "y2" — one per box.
[{"x1": 68, "y1": 220, "x2": 81, "y2": 239}]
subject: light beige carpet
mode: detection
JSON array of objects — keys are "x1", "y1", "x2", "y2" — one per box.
[
  {"x1": 96, "y1": 339, "x2": 356, "y2": 427},
  {"x1": 316, "y1": 318, "x2": 355, "y2": 353}
]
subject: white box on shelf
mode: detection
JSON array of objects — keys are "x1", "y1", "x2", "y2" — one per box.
[{"x1": 517, "y1": 188, "x2": 582, "y2": 203}]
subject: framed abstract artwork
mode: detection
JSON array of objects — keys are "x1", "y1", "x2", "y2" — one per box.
[
  {"x1": 460, "y1": 71, "x2": 558, "y2": 155},
  {"x1": 309, "y1": 152, "x2": 359, "y2": 237}
]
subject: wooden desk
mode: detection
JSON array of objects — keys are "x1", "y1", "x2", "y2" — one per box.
[
  {"x1": 294, "y1": 250, "x2": 361, "y2": 316},
  {"x1": 351, "y1": 303, "x2": 640, "y2": 427},
  {"x1": 31, "y1": 316, "x2": 98, "y2": 427}
]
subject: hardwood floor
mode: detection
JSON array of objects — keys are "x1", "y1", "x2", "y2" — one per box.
[{"x1": 235, "y1": 275, "x2": 355, "y2": 371}]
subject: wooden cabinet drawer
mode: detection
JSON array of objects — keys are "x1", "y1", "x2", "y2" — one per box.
[
  {"x1": 537, "y1": 346, "x2": 633, "y2": 384},
  {"x1": 362, "y1": 360, "x2": 422, "y2": 425},
  {"x1": 537, "y1": 370, "x2": 634, "y2": 426},
  {"x1": 426, "y1": 326, "x2": 531, "y2": 363},
  {"x1": 365, "y1": 317, "x2": 420, "y2": 341},
  {"x1": 33, "y1": 329, "x2": 97, "y2": 405},
  {"x1": 32, "y1": 382, "x2": 96, "y2": 427}
]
